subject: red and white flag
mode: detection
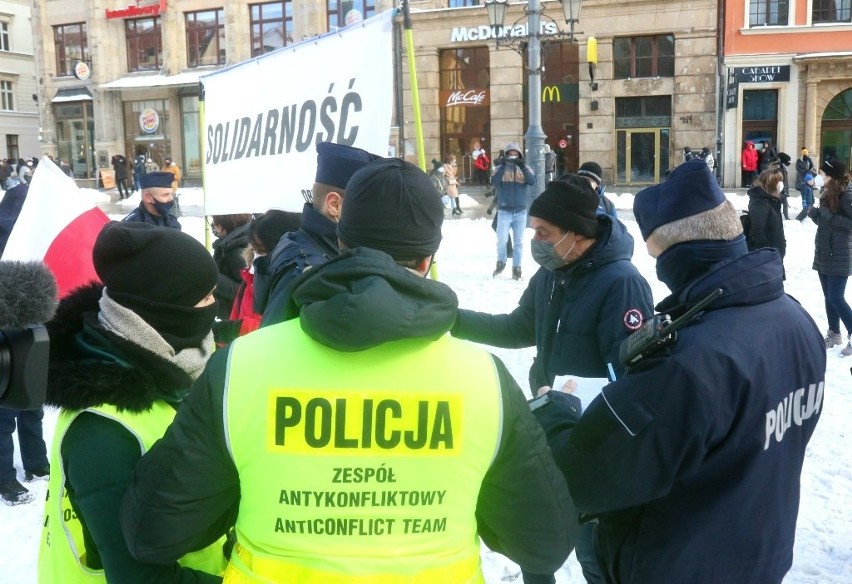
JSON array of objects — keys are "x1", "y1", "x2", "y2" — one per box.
[{"x1": 2, "y1": 156, "x2": 110, "y2": 298}]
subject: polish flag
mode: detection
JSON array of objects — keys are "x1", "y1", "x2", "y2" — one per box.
[{"x1": 2, "y1": 156, "x2": 110, "y2": 298}]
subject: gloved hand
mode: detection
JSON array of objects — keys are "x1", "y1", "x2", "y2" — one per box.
[
  {"x1": 486, "y1": 208, "x2": 493, "y2": 215},
  {"x1": 807, "y1": 205, "x2": 819, "y2": 219}
]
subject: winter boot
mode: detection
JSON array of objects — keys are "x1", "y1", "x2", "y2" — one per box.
[
  {"x1": 452, "y1": 198, "x2": 462, "y2": 216},
  {"x1": 512, "y1": 266, "x2": 522, "y2": 281},
  {"x1": 0, "y1": 479, "x2": 33, "y2": 505},
  {"x1": 825, "y1": 329, "x2": 843, "y2": 349},
  {"x1": 841, "y1": 335, "x2": 852, "y2": 357},
  {"x1": 24, "y1": 465, "x2": 49, "y2": 482},
  {"x1": 493, "y1": 261, "x2": 506, "y2": 278}
]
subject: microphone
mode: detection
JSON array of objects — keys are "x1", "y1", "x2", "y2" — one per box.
[{"x1": 0, "y1": 261, "x2": 58, "y2": 330}]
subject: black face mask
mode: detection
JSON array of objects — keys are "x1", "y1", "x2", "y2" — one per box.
[
  {"x1": 655, "y1": 236, "x2": 748, "y2": 294},
  {"x1": 110, "y1": 291, "x2": 218, "y2": 351},
  {"x1": 152, "y1": 199, "x2": 175, "y2": 217}
]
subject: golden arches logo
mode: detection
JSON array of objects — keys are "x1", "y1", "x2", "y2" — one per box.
[{"x1": 541, "y1": 85, "x2": 561, "y2": 103}]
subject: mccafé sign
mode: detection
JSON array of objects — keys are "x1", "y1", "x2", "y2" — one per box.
[
  {"x1": 442, "y1": 89, "x2": 489, "y2": 107},
  {"x1": 106, "y1": 0, "x2": 166, "y2": 19}
]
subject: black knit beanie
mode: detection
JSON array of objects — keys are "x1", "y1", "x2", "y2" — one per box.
[
  {"x1": 529, "y1": 175, "x2": 599, "y2": 237},
  {"x1": 93, "y1": 222, "x2": 219, "y2": 350},
  {"x1": 820, "y1": 159, "x2": 847, "y2": 180},
  {"x1": 337, "y1": 158, "x2": 444, "y2": 260},
  {"x1": 576, "y1": 161, "x2": 603, "y2": 185}
]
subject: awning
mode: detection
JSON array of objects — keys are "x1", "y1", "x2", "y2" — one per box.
[
  {"x1": 51, "y1": 87, "x2": 93, "y2": 103},
  {"x1": 99, "y1": 70, "x2": 209, "y2": 90}
]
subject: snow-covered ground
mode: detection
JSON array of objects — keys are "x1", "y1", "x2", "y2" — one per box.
[{"x1": 1, "y1": 186, "x2": 850, "y2": 583}]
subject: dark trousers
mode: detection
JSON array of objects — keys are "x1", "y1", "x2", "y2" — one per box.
[
  {"x1": 116, "y1": 178, "x2": 130, "y2": 198},
  {"x1": 0, "y1": 408, "x2": 49, "y2": 483},
  {"x1": 820, "y1": 273, "x2": 852, "y2": 335}
]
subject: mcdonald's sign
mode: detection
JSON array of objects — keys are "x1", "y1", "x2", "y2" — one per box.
[{"x1": 542, "y1": 85, "x2": 561, "y2": 103}]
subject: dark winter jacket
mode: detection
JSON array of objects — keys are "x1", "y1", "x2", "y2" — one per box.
[
  {"x1": 796, "y1": 155, "x2": 815, "y2": 189},
  {"x1": 759, "y1": 144, "x2": 777, "y2": 172},
  {"x1": 256, "y1": 202, "x2": 338, "y2": 326},
  {"x1": 543, "y1": 247, "x2": 825, "y2": 584},
  {"x1": 810, "y1": 184, "x2": 852, "y2": 276},
  {"x1": 746, "y1": 186, "x2": 786, "y2": 259},
  {"x1": 133, "y1": 156, "x2": 147, "y2": 180},
  {"x1": 212, "y1": 222, "x2": 250, "y2": 320},
  {"x1": 112, "y1": 155, "x2": 128, "y2": 180},
  {"x1": 0, "y1": 183, "x2": 27, "y2": 255},
  {"x1": 122, "y1": 204, "x2": 181, "y2": 230},
  {"x1": 452, "y1": 216, "x2": 654, "y2": 391},
  {"x1": 44, "y1": 283, "x2": 222, "y2": 584},
  {"x1": 491, "y1": 159, "x2": 536, "y2": 211},
  {"x1": 121, "y1": 248, "x2": 578, "y2": 575}
]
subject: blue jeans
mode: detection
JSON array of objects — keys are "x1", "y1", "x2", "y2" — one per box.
[
  {"x1": 819, "y1": 273, "x2": 852, "y2": 335},
  {"x1": 575, "y1": 521, "x2": 605, "y2": 583},
  {"x1": 0, "y1": 408, "x2": 48, "y2": 483},
  {"x1": 799, "y1": 185, "x2": 814, "y2": 209},
  {"x1": 497, "y1": 209, "x2": 526, "y2": 268}
]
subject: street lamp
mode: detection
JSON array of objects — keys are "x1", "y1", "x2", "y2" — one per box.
[{"x1": 484, "y1": 0, "x2": 582, "y2": 198}]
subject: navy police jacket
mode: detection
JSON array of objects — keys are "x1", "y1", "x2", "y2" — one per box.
[
  {"x1": 453, "y1": 216, "x2": 654, "y2": 392},
  {"x1": 550, "y1": 248, "x2": 825, "y2": 584},
  {"x1": 256, "y1": 202, "x2": 339, "y2": 327}
]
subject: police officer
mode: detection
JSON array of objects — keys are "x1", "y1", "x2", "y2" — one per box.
[
  {"x1": 122, "y1": 158, "x2": 578, "y2": 582},
  {"x1": 122, "y1": 171, "x2": 180, "y2": 230},
  {"x1": 537, "y1": 159, "x2": 825, "y2": 583}
]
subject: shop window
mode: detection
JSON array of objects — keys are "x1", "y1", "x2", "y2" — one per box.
[
  {"x1": 186, "y1": 9, "x2": 225, "y2": 67},
  {"x1": 126, "y1": 17, "x2": 162, "y2": 72},
  {"x1": 6, "y1": 134, "x2": 18, "y2": 160},
  {"x1": 1, "y1": 80, "x2": 13, "y2": 110},
  {"x1": 250, "y1": 1, "x2": 292, "y2": 57},
  {"x1": 448, "y1": 0, "x2": 481, "y2": 6},
  {"x1": 742, "y1": 89, "x2": 778, "y2": 148},
  {"x1": 613, "y1": 35, "x2": 674, "y2": 79},
  {"x1": 813, "y1": 0, "x2": 851, "y2": 22},
  {"x1": 327, "y1": 0, "x2": 374, "y2": 31},
  {"x1": 0, "y1": 22, "x2": 9, "y2": 52},
  {"x1": 439, "y1": 47, "x2": 490, "y2": 176},
  {"x1": 54, "y1": 23, "x2": 88, "y2": 77},
  {"x1": 750, "y1": 0, "x2": 789, "y2": 26}
]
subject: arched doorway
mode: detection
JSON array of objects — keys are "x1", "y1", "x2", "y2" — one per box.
[{"x1": 821, "y1": 88, "x2": 852, "y2": 167}]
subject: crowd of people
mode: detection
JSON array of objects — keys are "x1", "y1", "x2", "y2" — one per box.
[{"x1": 1, "y1": 137, "x2": 847, "y2": 584}]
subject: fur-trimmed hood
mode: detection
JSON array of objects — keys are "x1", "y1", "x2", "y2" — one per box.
[{"x1": 45, "y1": 282, "x2": 195, "y2": 413}]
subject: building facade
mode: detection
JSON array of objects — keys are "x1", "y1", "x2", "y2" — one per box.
[
  {"x1": 0, "y1": 0, "x2": 40, "y2": 163},
  {"x1": 722, "y1": 0, "x2": 852, "y2": 188},
  {"x1": 31, "y1": 0, "x2": 393, "y2": 182},
  {"x1": 404, "y1": 0, "x2": 719, "y2": 186}
]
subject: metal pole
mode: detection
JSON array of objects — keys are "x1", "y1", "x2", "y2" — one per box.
[
  {"x1": 525, "y1": 0, "x2": 546, "y2": 198},
  {"x1": 402, "y1": 0, "x2": 427, "y2": 171}
]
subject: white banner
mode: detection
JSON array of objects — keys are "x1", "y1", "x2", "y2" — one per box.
[{"x1": 201, "y1": 10, "x2": 394, "y2": 214}]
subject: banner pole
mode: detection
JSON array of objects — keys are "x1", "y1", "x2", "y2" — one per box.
[
  {"x1": 199, "y1": 81, "x2": 210, "y2": 251},
  {"x1": 401, "y1": 0, "x2": 426, "y2": 172}
]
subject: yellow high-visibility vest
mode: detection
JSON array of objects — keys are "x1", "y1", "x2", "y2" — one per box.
[
  {"x1": 38, "y1": 402, "x2": 227, "y2": 583},
  {"x1": 224, "y1": 319, "x2": 503, "y2": 583}
]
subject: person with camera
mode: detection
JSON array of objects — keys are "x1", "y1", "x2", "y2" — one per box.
[
  {"x1": 536, "y1": 159, "x2": 825, "y2": 584},
  {"x1": 120, "y1": 158, "x2": 577, "y2": 583},
  {"x1": 490, "y1": 142, "x2": 536, "y2": 280},
  {"x1": 452, "y1": 175, "x2": 653, "y2": 584}
]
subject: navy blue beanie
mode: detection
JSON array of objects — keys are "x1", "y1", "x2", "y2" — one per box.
[
  {"x1": 634, "y1": 159, "x2": 726, "y2": 241},
  {"x1": 315, "y1": 142, "x2": 381, "y2": 189}
]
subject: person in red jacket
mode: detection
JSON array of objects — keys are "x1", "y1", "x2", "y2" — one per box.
[{"x1": 741, "y1": 141, "x2": 759, "y2": 187}]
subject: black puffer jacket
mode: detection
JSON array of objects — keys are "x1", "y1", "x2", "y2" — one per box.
[
  {"x1": 746, "y1": 186, "x2": 786, "y2": 259},
  {"x1": 212, "y1": 222, "x2": 250, "y2": 319},
  {"x1": 810, "y1": 185, "x2": 852, "y2": 276},
  {"x1": 44, "y1": 283, "x2": 222, "y2": 583}
]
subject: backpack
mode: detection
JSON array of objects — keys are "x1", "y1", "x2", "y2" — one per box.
[{"x1": 740, "y1": 211, "x2": 751, "y2": 241}]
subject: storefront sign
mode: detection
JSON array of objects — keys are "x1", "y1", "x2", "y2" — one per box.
[
  {"x1": 442, "y1": 89, "x2": 488, "y2": 107},
  {"x1": 450, "y1": 21, "x2": 560, "y2": 43},
  {"x1": 74, "y1": 61, "x2": 91, "y2": 81},
  {"x1": 733, "y1": 65, "x2": 790, "y2": 83},
  {"x1": 106, "y1": 0, "x2": 166, "y2": 19},
  {"x1": 139, "y1": 108, "x2": 160, "y2": 134},
  {"x1": 726, "y1": 68, "x2": 738, "y2": 109}
]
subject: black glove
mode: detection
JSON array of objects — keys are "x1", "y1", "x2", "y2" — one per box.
[
  {"x1": 486, "y1": 208, "x2": 493, "y2": 215},
  {"x1": 807, "y1": 205, "x2": 819, "y2": 219}
]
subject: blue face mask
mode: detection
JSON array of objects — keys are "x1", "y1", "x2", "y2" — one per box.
[
  {"x1": 531, "y1": 232, "x2": 575, "y2": 271},
  {"x1": 152, "y1": 199, "x2": 175, "y2": 217}
]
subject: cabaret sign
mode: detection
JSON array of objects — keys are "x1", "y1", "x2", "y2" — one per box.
[
  {"x1": 450, "y1": 21, "x2": 560, "y2": 43},
  {"x1": 106, "y1": 0, "x2": 166, "y2": 19},
  {"x1": 733, "y1": 66, "x2": 790, "y2": 83}
]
